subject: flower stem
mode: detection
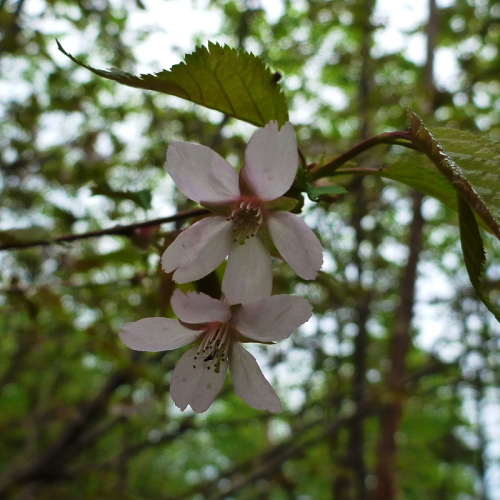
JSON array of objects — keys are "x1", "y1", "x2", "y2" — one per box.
[{"x1": 309, "y1": 130, "x2": 416, "y2": 180}]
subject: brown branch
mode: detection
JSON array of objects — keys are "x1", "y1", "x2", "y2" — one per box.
[
  {"x1": 339, "y1": 178, "x2": 371, "y2": 500},
  {"x1": 371, "y1": 191, "x2": 424, "y2": 500},
  {"x1": 334, "y1": 12, "x2": 379, "y2": 489},
  {"x1": 0, "y1": 208, "x2": 208, "y2": 252}
]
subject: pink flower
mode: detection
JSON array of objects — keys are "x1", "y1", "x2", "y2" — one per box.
[
  {"x1": 119, "y1": 289, "x2": 312, "y2": 413},
  {"x1": 162, "y1": 121, "x2": 323, "y2": 304}
]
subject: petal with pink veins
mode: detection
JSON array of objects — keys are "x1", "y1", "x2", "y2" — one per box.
[
  {"x1": 162, "y1": 216, "x2": 233, "y2": 283},
  {"x1": 222, "y1": 236, "x2": 272, "y2": 305},
  {"x1": 232, "y1": 295, "x2": 312, "y2": 341},
  {"x1": 170, "y1": 346, "x2": 228, "y2": 413},
  {"x1": 229, "y1": 342, "x2": 282, "y2": 412},
  {"x1": 267, "y1": 211, "x2": 323, "y2": 280},
  {"x1": 166, "y1": 141, "x2": 240, "y2": 204},
  {"x1": 242, "y1": 122, "x2": 298, "y2": 201},
  {"x1": 119, "y1": 318, "x2": 201, "y2": 351},
  {"x1": 171, "y1": 289, "x2": 231, "y2": 324}
]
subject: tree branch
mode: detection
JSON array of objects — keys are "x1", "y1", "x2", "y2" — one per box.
[
  {"x1": 0, "y1": 208, "x2": 208, "y2": 252},
  {"x1": 371, "y1": 191, "x2": 424, "y2": 500}
]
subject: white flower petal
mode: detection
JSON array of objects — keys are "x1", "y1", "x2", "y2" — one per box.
[
  {"x1": 170, "y1": 346, "x2": 228, "y2": 413},
  {"x1": 119, "y1": 318, "x2": 201, "y2": 351},
  {"x1": 267, "y1": 211, "x2": 323, "y2": 280},
  {"x1": 171, "y1": 289, "x2": 231, "y2": 324},
  {"x1": 162, "y1": 216, "x2": 234, "y2": 283},
  {"x1": 166, "y1": 141, "x2": 240, "y2": 204},
  {"x1": 242, "y1": 122, "x2": 298, "y2": 201},
  {"x1": 232, "y1": 295, "x2": 312, "y2": 341},
  {"x1": 222, "y1": 236, "x2": 272, "y2": 305},
  {"x1": 229, "y1": 342, "x2": 282, "y2": 412}
]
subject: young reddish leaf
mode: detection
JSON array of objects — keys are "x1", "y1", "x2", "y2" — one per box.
[{"x1": 57, "y1": 41, "x2": 289, "y2": 127}]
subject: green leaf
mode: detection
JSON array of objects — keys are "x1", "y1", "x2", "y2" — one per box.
[
  {"x1": 408, "y1": 110, "x2": 500, "y2": 241},
  {"x1": 306, "y1": 184, "x2": 347, "y2": 202},
  {"x1": 57, "y1": 41, "x2": 289, "y2": 127},
  {"x1": 457, "y1": 194, "x2": 500, "y2": 322},
  {"x1": 374, "y1": 154, "x2": 460, "y2": 214},
  {"x1": 91, "y1": 183, "x2": 152, "y2": 210}
]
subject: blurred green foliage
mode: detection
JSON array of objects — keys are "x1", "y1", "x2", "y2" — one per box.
[{"x1": 1, "y1": 0, "x2": 500, "y2": 499}]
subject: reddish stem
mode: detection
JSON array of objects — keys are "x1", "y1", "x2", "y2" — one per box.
[{"x1": 309, "y1": 130, "x2": 415, "y2": 180}]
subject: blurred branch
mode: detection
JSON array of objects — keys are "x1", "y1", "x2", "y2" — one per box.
[
  {"x1": 0, "y1": 287, "x2": 40, "y2": 391},
  {"x1": 0, "y1": 276, "x2": 155, "y2": 294},
  {"x1": 333, "y1": 6, "x2": 378, "y2": 494},
  {"x1": 0, "y1": 208, "x2": 208, "y2": 252},
  {"x1": 0, "y1": 369, "x2": 132, "y2": 496},
  {"x1": 201, "y1": 403, "x2": 379, "y2": 500}
]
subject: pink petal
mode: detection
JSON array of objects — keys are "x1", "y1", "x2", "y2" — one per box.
[
  {"x1": 171, "y1": 289, "x2": 231, "y2": 324},
  {"x1": 242, "y1": 122, "x2": 298, "y2": 201},
  {"x1": 119, "y1": 318, "x2": 201, "y2": 351},
  {"x1": 162, "y1": 216, "x2": 233, "y2": 283},
  {"x1": 166, "y1": 141, "x2": 240, "y2": 204},
  {"x1": 266, "y1": 211, "x2": 323, "y2": 280},
  {"x1": 232, "y1": 295, "x2": 312, "y2": 341},
  {"x1": 229, "y1": 342, "x2": 282, "y2": 412},
  {"x1": 170, "y1": 346, "x2": 228, "y2": 413},
  {"x1": 222, "y1": 236, "x2": 272, "y2": 305}
]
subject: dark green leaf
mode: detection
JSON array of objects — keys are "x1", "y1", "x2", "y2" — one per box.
[
  {"x1": 57, "y1": 41, "x2": 289, "y2": 127},
  {"x1": 457, "y1": 194, "x2": 500, "y2": 322}
]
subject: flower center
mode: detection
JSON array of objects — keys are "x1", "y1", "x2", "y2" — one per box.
[
  {"x1": 227, "y1": 199, "x2": 264, "y2": 244},
  {"x1": 194, "y1": 322, "x2": 232, "y2": 373}
]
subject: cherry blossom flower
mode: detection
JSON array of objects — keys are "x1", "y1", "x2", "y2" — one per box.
[
  {"x1": 119, "y1": 289, "x2": 312, "y2": 413},
  {"x1": 162, "y1": 121, "x2": 323, "y2": 304}
]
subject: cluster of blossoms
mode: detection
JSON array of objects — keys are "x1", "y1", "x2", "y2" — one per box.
[{"x1": 120, "y1": 122, "x2": 323, "y2": 413}]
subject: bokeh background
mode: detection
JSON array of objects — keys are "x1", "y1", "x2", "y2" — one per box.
[{"x1": 2, "y1": 0, "x2": 500, "y2": 498}]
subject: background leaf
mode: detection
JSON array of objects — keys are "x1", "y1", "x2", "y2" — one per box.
[
  {"x1": 91, "y1": 182, "x2": 152, "y2": 211},
  {"x1": 57, "y1": 41, "x2": 289, "y2": 127}
]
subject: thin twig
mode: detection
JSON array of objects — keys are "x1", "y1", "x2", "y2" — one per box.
[{"x1": 0, "y1": 208, "x2": 209, "y2": 252}]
